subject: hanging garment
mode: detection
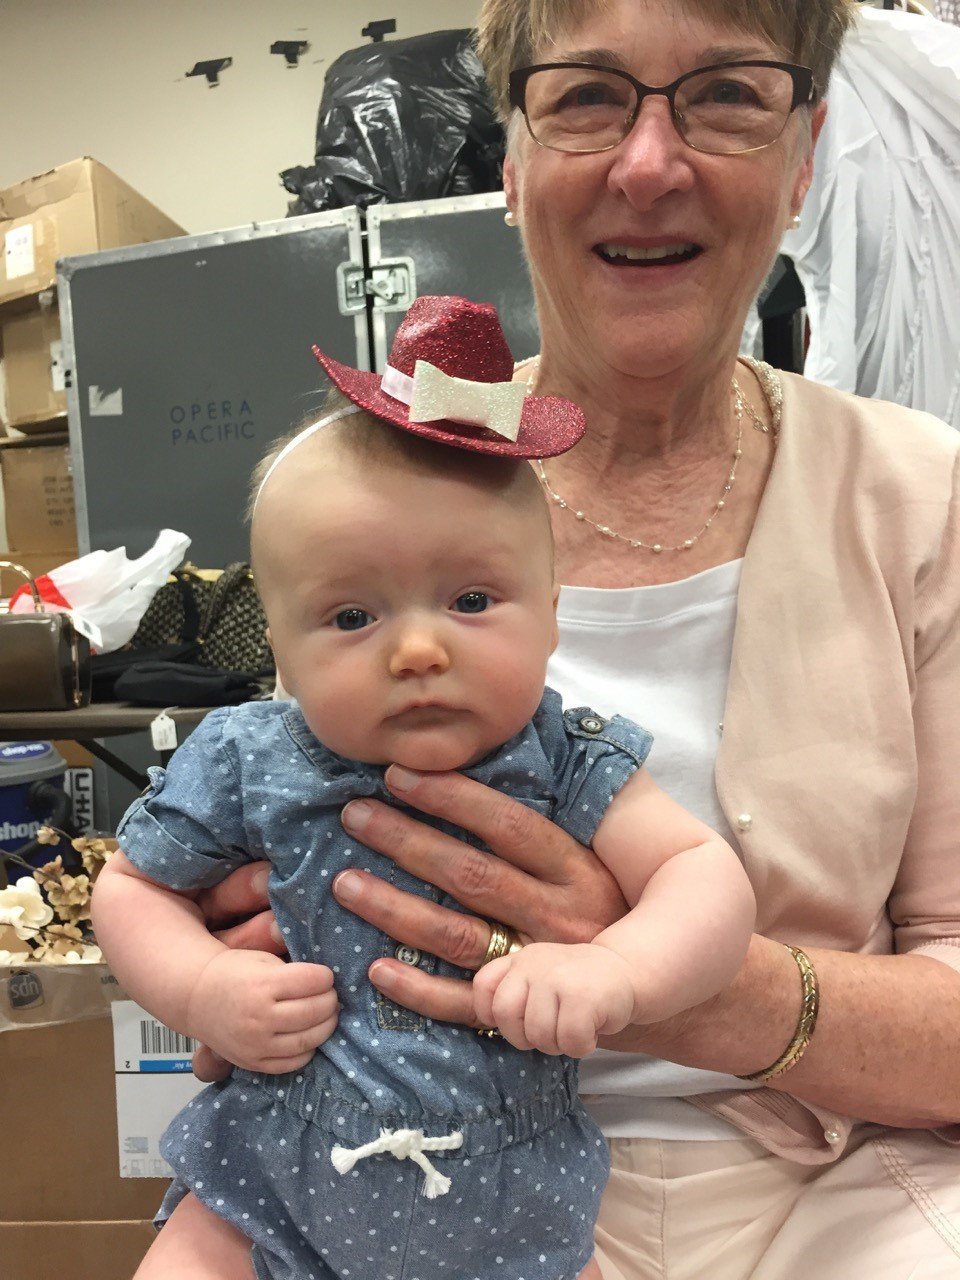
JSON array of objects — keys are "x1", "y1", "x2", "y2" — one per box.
[{"x1": 783, "y1": 6, "x2": 960, "y2": 427}]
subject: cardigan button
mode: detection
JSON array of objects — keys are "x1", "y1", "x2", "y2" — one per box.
[{"x1": 737, "y1": 813, "x2": 753, "y2": 832}]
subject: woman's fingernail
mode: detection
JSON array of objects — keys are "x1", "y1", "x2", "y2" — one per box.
[
  {"x1": 386, "y1": 765, "x2": 421, "y2": 792},
  {"x1": 251, "y1": 869, "x2": 269, "y2": 895},
  {"x1": 369, "y1": 959, "x2": 395, "y2": 990},
  {"x1": 333, "y1": 871, "x2": 362, "y2": 903},
  {"x1": 342, "y1": 800, "x2": 372, "y2": 832}
]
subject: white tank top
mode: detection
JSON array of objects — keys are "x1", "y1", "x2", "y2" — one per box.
[{"x1": 547, "y1": 560, "x2": 757, "y2": 1140}]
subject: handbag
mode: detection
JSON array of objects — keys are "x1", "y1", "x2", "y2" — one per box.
[
  {"x1": 195, "y1": 562, "x2": 273, "y2": 674},
  {"x1": 0, "y1": 561, "x2": 92, "y2": 711},
  {"x1": 128, "y1": 564, "x2": 207, "y2": 649},
  {"x1": 130, "y1": 562, "x2": 273, "y2": 675}
]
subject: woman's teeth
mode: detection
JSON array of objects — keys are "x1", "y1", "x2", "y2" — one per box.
[{"x1": 597, "y1": 243, "x2": 699, "y2": 264}]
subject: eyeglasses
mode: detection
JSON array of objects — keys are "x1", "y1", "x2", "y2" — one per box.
[{"x1": 508, "y1": 60, "x2": 815, "y2": 157}]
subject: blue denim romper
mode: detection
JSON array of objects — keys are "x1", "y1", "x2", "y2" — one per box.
[{"x1": 117, "y1": 688, "x2": 652, "y2": 1280}]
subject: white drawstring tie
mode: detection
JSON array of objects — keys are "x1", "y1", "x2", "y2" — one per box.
[{"x1": 330, "y1": 1127, "x2": 464, "y2": 1199}]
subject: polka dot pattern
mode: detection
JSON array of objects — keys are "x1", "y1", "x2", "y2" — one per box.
[{"x1": 159, "y1": 1084, "x2": 607, "y2": 1280}]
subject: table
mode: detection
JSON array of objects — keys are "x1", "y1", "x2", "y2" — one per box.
[{"x1": 0, "y1": 703, "x2": 214, "y2": 787}]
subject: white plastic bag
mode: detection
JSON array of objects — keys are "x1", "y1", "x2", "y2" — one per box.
[{"x1": 10, "y1": 529, "x2": 191, "y2": 653}]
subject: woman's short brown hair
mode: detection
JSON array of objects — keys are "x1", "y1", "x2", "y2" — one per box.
[{"x1": 477, "y1": 0, "x2": 858, "y2": 120}]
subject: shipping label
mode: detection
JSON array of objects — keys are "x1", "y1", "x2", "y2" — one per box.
[
  {"x1": 4, "y1": 223, "x2": 35, "y2": 280},
  {"x1": 111, "y1": 999, "x2": 205, "y2": 1177}
]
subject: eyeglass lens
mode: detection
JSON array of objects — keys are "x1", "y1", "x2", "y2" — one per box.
[{"x1": 522, "y1": 64, "x2": 798, "y2": 155}]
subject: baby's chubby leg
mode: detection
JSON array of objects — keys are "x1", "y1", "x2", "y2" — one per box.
[
  {"x1": 578, "y1": 1258, "x2": 603, "y2": 1280},
  {"x1": 134, "y1": 1191, "x2": 255, "y2": 1280}
]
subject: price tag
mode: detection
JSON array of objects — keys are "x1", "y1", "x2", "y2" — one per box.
[
  {"x1": 70, "y1": 611, "x2": 103, "y2": 648},
  {"x1": 150, "y1": 711, "x2": 178, "y2": 752}
]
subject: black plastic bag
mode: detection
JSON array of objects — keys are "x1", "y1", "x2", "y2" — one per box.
[{"x1": 281, "y1": 29, "x2": 505, "y2": 213}]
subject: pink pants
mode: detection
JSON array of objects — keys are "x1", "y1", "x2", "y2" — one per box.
[{"x1": 594, "y1": 1129, "x2": 960, "y2": 1279}]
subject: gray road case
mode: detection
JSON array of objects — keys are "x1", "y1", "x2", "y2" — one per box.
[
  {"x1": 60, "y1": 208, "x2": 367, "y2": 565},
  {"x1": 367, "y1": 192, "x2": 537, "y2": 372}
]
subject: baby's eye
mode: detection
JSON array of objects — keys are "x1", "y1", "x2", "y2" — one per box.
[
  {"x1": 452, "y1": 592, "x2": 490, "y2": 614},
  {"x1": 334, "y1": 608, "x2": 374, "y2": 631}
]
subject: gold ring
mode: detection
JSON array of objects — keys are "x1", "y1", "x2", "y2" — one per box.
[{"x1": 479, "y1": 920, "x2": 524, "y2": 968}]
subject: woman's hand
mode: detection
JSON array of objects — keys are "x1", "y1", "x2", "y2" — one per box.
[
  {"x1": 332, "y1": 765, "x2": 628, "y2": 1027},
  {"x1": 195, "y1": 862, "x2": 285, "y2": 955},
  {"x1": 192, "y1": 861, "x2": 287, "y2": 1081}
]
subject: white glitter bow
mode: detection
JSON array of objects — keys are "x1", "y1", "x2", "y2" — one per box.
[
  {"x1": 330, "y1": 1126, "x2": 464, "y2": 1199},
  {"x1": 381, "y1": 359, "x2": 526, "y2": 442}
]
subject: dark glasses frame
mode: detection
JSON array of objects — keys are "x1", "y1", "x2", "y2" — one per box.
[{"x1": 508, "y1": 60, "x2": 817, "y2": 155}]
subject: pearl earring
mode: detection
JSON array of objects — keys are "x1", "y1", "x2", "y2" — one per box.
[
  {"x1": 791, "y1": 214, "x2": 802, "y2": 229},
  {"x1": 504, "y1": 210, "x2": 518, "y2": 228}
]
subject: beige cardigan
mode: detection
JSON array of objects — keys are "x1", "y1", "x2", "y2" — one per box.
[{"x1": 691, "y1": 371, "x2": 960, "y2": 1161}]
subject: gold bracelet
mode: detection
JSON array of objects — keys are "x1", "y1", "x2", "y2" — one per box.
[{"x1": 737, "y1": 945, "x2": 820, "y2": 1084}]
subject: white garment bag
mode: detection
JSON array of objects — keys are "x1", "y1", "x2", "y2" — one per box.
[{"x1": 782, "y1": 7, "x2": 960, "y2": 427}]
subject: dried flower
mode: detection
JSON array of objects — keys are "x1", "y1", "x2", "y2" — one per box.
[
  {"x1": 0, "y1": 878, "x2": 54, "y2": 940},
  {"x1": 33, "y1": 855, "x2": 64, "y2": 884},
  {"x1": 73, "y1": 837, "x2": 113, "y2": 876},
  {"x1": 31, "y1": 860, "x2": 91, "y2": 926},
  {"x1": 45, "y1": 922, "x2": 84, "y2": 944},
  {"x1": 2, "y1": 829, "x2": 114, "y2": 963},
  {"x1": 0, "y1": 948, "x2": 31, "y2": 966}
]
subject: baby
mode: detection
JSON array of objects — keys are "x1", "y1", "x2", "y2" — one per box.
[{"x1": 93, "y1": 297, "x2": 755, "y2": 1280}]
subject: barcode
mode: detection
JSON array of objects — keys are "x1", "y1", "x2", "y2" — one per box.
[{"x1": 139, "y1": 1019, "x2": 197, "y2": 1056}]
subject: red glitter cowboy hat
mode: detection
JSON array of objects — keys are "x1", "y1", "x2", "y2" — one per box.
[{"x1": 312, "y1": 295, "x2": 585, "y2": 458}]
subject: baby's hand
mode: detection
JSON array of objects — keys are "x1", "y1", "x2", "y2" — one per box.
[
  {"x1": 187, "y1": 950, "x2": 339, "y2": 1073},
  {"x1": 473, "y1": 942, "x2": 636, "y2": 1057}
]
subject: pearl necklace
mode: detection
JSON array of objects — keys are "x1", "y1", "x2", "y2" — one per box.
[{"x1": 528, "y1": 357, "x2": 776, "y2": 555}]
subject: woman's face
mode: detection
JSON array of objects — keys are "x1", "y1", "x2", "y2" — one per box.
[{"x1": 504, "y1": 0, "x2": 825, "y2": 382}]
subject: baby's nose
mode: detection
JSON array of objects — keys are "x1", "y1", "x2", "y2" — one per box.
[{"x1": 388, "y1": 624, "x2": 451, "y2": 678}]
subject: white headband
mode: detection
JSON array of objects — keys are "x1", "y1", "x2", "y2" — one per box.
[
  {"x1": 252, "y1": 403, "x2": 362, "y2": 514},
  {"x1": 254, "y1": 357, "x2": 526, "y2": 515}
]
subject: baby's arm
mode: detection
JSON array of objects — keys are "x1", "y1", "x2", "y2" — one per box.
[
  {"x1": 474, "y1": 771, "x2": 754, "y2": 1055},
  {"x1": 589, "y1": 769, "x2": 755, "y2": 1018},
  {"x1": 92, "y1": 852, "x2": 339, "y2": 1073}
]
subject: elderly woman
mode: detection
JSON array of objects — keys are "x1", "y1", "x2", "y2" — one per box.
[{"x1": 189, "y1": 1, "x2": 960, "y2": 1276}]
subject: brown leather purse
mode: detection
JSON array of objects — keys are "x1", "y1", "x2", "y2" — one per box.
[{"x1": 0, "y1": 561, "x2": 92, "y2": 711}]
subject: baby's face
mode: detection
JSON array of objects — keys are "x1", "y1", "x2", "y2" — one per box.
[{"x1": 254, "y1": 452, "x2": 558, "y2": 771}]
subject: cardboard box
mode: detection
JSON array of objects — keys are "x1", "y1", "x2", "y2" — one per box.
[
  {"x1": 0, "y1": 1015, "x2": 168, "y2": 1232},
  {"x1": 0, "y1": 548, "x2": 78, "y2": 600},
  {"x1": 0, "y1": 1219, "x2": 158, "y2": 1280},
  {"x1": 0, "y1": 435, "x2": 76, "y2": 551},
  {"x1": 0, "y1": 157, "x2": 185, "y2": 309},
  {"x1": 0, "y1": 298, "x2": 65, "y2": 432},
  {"x1": 0, "y1": 976, "x2": 168, "y2": 1278},
  {"x1": 52, "y1": 738, "x2": 95, "y2": 768}
]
